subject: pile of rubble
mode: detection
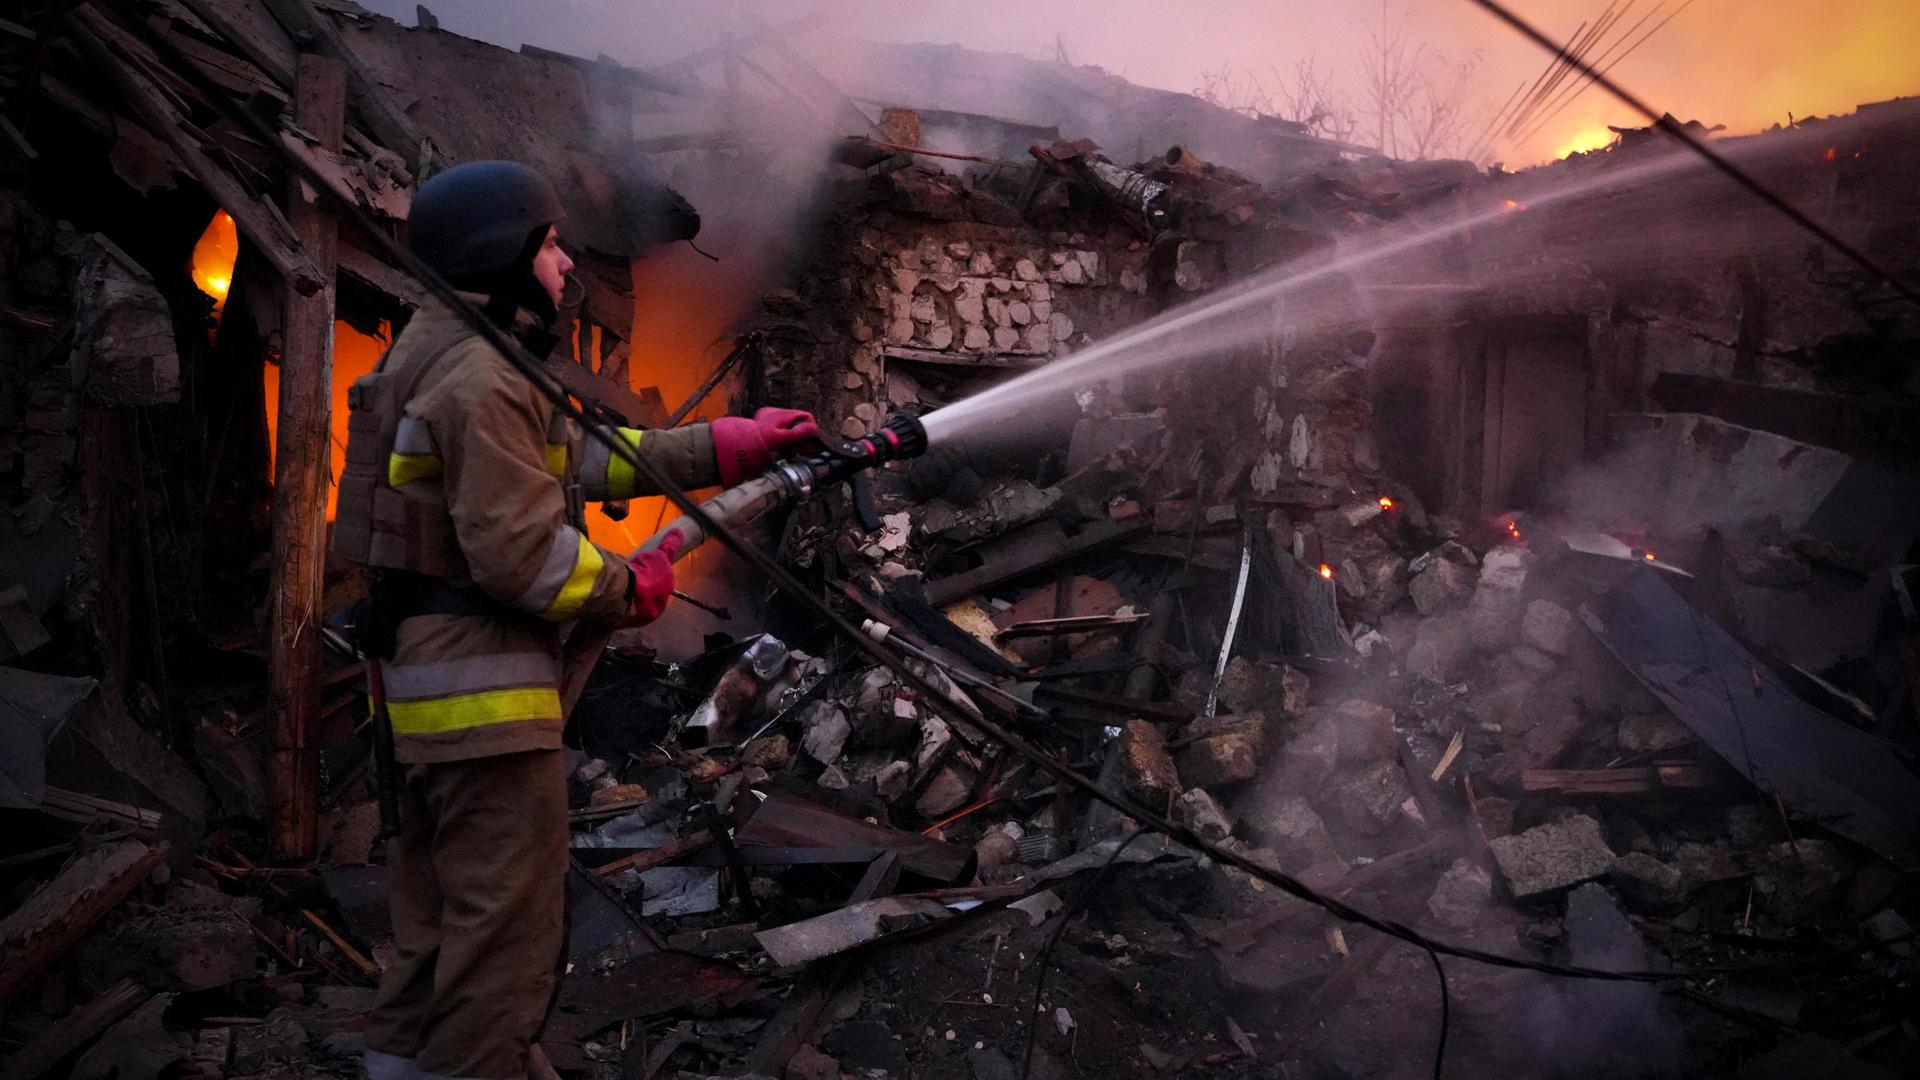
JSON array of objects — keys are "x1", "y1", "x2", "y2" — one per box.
[{"x1": 3, "y1": 1, "x2": 1918, "y2": 1071}]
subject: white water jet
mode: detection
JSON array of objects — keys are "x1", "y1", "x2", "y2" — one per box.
[{"x1": 918, "y1": 129, "x2": 1828, "y2": 448}]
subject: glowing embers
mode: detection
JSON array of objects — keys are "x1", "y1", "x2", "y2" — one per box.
[
  {"x1": 1377, "y1": 495, "x2": 1395, "y2": 511},
  {"x1": 1318, "y1": 563, "x2": 1335, "y2": 580},
  {"x1": 190, "y1": 210, "x2": 239, "y2": 317},
  {"x1": 1500, "y1": 198, "x2": 1528, "y2": 213}
]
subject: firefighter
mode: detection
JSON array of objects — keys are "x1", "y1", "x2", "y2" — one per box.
[{"x1": 333, "y1": 160, "x2": 817, "y2": 1080}]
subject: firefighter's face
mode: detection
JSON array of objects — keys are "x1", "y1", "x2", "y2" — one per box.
[{"x1": 531, "y1": 226, "x2": 573, "y2": 307}]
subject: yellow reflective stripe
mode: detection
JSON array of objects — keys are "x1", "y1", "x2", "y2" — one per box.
[
  {"x1": 604, "y1": 428, "x2": 644, "y2": 500},
  {"x1": 543, "y1": 533, "x2": 605, "y2": 622},
  {"x1": 544, "y1": 442, "x2": 567, "y2": 476},
  {"x1": 387, "y1": 452, "x2": 443, "y2": 486},
  {"x1": 387, "y1": 686, "x2": 562, "y2": 735}
]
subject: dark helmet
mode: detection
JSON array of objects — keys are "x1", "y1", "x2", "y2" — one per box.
[{"x1": 408, "y1": 160, "x2": 565, "y2": 277}]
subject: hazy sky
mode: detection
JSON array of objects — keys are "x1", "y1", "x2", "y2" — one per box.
[{"x1": 364, "y1": 0, "x2": 1920, "y2": 163}]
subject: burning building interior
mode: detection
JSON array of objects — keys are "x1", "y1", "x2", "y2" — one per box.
[{"x1": 2, "y1": 1, "x2": 1919, "y2": 1078}]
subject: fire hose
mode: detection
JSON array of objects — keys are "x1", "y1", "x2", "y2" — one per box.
[{"x1": 556, "y1": 412, "x2": 929, "y2": 713}]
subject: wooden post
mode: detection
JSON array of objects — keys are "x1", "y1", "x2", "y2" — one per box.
[{"x1": 268, "y1": 51, "x2": 346, "y2": 862}]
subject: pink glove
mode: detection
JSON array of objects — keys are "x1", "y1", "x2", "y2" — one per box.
[
  {"x1": 622, "y1": 531, "x2": 683, "y2": 627},
  {"x1": 709, "y1": 407, "x2": 822, "y2": 486}
]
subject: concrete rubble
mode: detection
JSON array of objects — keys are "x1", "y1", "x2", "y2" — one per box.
[{"x1": 2, "y1": 3, "x2": 1917, "y2": 1079}]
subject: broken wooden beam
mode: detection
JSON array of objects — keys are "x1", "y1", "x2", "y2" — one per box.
[
  {"x1": 541, "y1": 352, "x2": 666, "y2": 428},
  {"x1": 0, "y1": 977, "x2": 149, "y2": 1080},
  {"x1": 67, "y1": 9, "x2": 325, "y2": 295},
  {"x1": 925, "y1": 520, "x2": 1145, "y2": 607},
  {"x1": 38, "y1": 788, "x2": 163, "y2": 832},
  {"x1": 995, "y1": 612, "x2": 1150, "y2": 640},
  {"x1": 1520, "y1": 764, "x2": 1716, "y2": 796},
  {"x1": 256, "y1": 0, "x2": 436, "y2": 173},
  {"x1": 1032, "y1": 683, "x2": 1191, "y2": 723},
  {"x1": 590, "y1": 831, "x2": 715, "y2": 879},
  {"x1": 337, "y1": 241, "x2": 423, "y2": 306},
  {"x1": 0, "y1": 839, "x2": 169, "y2": 1010},
  {"x1": 170, "y1": 0, "x2": 297, "y2": 91},
  {"x1": 267, "y1": 50, "x2": 346, "y2": 862},
  {"x1": 735, "y1": 792, "x2": 973, "y2": 885},
  {"x1": 300, "y1": 908, "x2": 377, "y2": 975},
  {"x1": 883, "y1": 345, "x2": 1049, "y2": 369}
]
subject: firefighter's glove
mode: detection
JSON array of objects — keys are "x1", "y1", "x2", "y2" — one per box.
[
  {"x1": 711, "y1": 407, "x2": 821, "y2": 486},
  {"x1": 623, "y1": 530, "x2": 683, "y2": 627}
]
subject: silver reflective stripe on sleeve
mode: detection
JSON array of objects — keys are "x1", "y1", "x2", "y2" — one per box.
[
  {"x1": 393, "y1": 415, "x2": 436, "y2": 454},
  {"x1": 512, "y1": 522, "x2": 605, "y2": 621},
  {"x1": 580, "y1": 434, "x2": 612, "y2": 500},
  {"x1": 379, "y1": 651, "x2": 562, "y2": 701}
]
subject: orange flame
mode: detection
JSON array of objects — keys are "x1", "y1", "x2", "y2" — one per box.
[
  {"x1": 1501, "y1": 198, "x2": 1527, "y2": 212},
  {"x1": 1378, "y1": 496, "x2": 1394, "y2": 510},
  {"x1": 1822, "y1": 146, "x2": 1838, "y2": 162},
  {"x1": 1318, "y1": 563, "x2": 1334, "y2": 580},
  {"x1": 1643, "y1": 551, "x2": 1657, "y2": 562},
  {"x1": 190, "y1": 211, "x2": 238, "y2": 317}
]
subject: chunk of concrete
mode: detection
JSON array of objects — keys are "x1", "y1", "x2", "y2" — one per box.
[
  {"x1": 1251, "y1": 795, "x2": 1343, "y2": 868},
  {"x1": 1323, "y1": 761, "x2": 1416, "y2": 837},
  {"x1": 1609, "y1": 852, "x2": 1689, "y2": 913},
  {"x1": 914, "y1": 764, "x2": 974, "y2": 818},
  {"x1": 1176, "y1": 787, "x2": 1233, "y2": 842},
  {"x1": 1410, "y1": 556, "x2": 1475, "y2": 615},
  {"x1": 1406, "y1": 612, "x2": 1473, "y2": 683},
  {"x1": 1487, "y1": 814, "x2": 1615, "y2": 899},
  {"x1": 1521, "y1": 599, "x2": 1573, "y2": 656},
  {"x1": 1178, "y1": 731, "x2": 1260, "y2": 789},
  {"x1": 1329, "y1": 700, "x2": 1397, "y2": 768},
  {"x1": 1492, "y1": 645, "x2": 1558, "y2": 690},
  {"x1": 1427, "y1": 858, "x2": 1494, "y2": 928},
  {"x1": 1753, "y1": 839, "x2": 1852, "y2": 923},
  {"x1": 800, "y1": 703, "x2": 851, "y2": 764},
  {"x1": 740, "y1": 734, "x2": 792, "y2": 770},
  {"x1": 1113, "y1": 719, "x2": 1181, "y2": 808}
]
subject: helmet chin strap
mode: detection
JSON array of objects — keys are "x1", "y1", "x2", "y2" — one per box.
[{"x1": 461, "y1": 227, "x2": 562, "y2": 353}]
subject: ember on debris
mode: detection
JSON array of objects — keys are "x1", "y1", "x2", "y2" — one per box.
[{"x1": 4, "y1": 2, "x2": 1919, "y2": 1079}]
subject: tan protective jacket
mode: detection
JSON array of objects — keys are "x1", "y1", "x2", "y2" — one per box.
[{"x1": 333, "y1": 296, "x2": 720, "y2": 764}]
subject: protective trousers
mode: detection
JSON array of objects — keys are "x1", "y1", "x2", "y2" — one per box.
[{"x1": 364, "y1": 749, "x2": 567, "y2": 1079}]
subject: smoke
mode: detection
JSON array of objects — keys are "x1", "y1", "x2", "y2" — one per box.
[
  {"x1": 1511, "y1": 883, "x2": 1689, "y2": 1077},
  {"x1": 359, "y1": 0, "x2": 1920, "y2": 167}
]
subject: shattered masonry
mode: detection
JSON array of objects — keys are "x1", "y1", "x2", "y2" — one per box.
[{"x1": 4, "y1": 2, "x2": 1920, "y2": 1079}]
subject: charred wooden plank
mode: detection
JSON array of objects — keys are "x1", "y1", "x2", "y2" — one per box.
[
  {"x1": 1521, "y1": 765, "x2": 1715, "y2": 796},
  {"x1": 540, "y1": 351, "x2": 667, "y2": 428},
  {"x1": 0, "y1": 840, "x2": 169, "y2": 1010},
  {"x1": 38, "y1": 788, "x2": 163, "y2": 832},
  {"x1": 256, "y1": 0, "x2": 435, "y2": 171},
  {"x1": 925, "y1": 520, "x2": 1144, "y2": 607},
  {"x1": 0, "y1": 977, "x2": 149, "y2": 1080},
  {"x1": 882, "y1": 345, "x2": 1050, "y2": 369},
  {"x1": 736, "y1": 792, "x2": 973, "y2": 885}
]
